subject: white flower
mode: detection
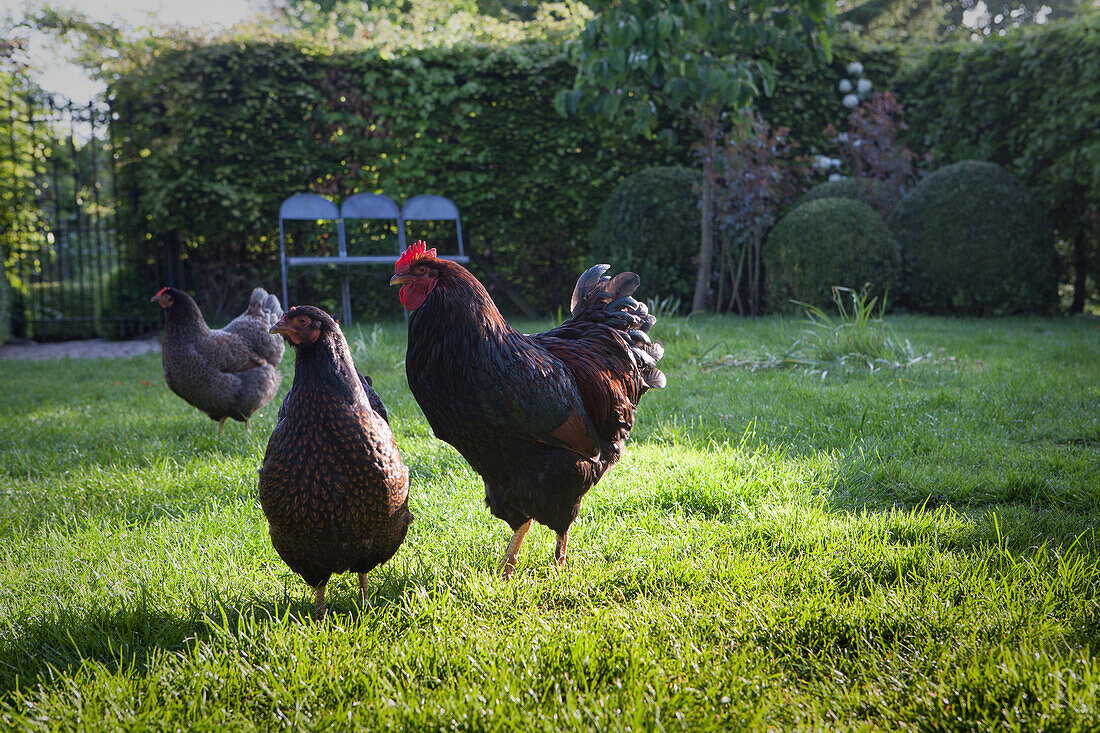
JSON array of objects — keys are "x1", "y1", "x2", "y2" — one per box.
[
  {"x1": 828, "y1": 173, "x2": 844, "y2": 182},
  {"x1": 837, "y1": 132, "x2": 850, "y2": 143},
  {"x1": 842, "y1": 93, "x2": 860, "y2": 109},
  {"x1": 847, "y1": 61, "x2": 864, "y2": 75},
  {"x1": 813, "y1": 154, "x2": 832, "y2": 170},
  {"x1": 857, "y1": 78, "x2": 873, "y2": 94},
  {"x1": 831, "y1": 158, "x2": 842, "y2": 168},
  {"x1": 838, "y1": 79, "x2": 853, "y2": 93}
]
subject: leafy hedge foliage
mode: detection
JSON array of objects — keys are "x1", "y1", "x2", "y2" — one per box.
[
  {"x1": 101, "y1": 24, "x2": 1098, "y2": 317},
  {"x1": 888, "y1": 160, "x2": 1056, "y2": 315},
  {"x1": 589, "y1": 166, "x2": 701, "y2": 306},
  {"x1": 107, "y1": 36, "x2": 897, "y2": 316},
  {"x1": 758, "y1": 41, "x2": 902, "y2": 156},
  {"x1": 110, "y1": 41, "x2": 689, "y2": 315},
  {"x1": 893, "y1": 17, "x2": 1100, "y2": 311},
  {"x1": 764, "y1": 197, "x2": 900, "y2": 313}
]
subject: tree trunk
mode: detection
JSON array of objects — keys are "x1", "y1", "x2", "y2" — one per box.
[{"x1": 691, "y1": 112, "x2": 719, "y2": 314}]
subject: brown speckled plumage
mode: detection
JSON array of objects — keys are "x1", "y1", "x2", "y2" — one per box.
[
  {"x1": 258, "y1": 305, "x2": 411, "y2": 616},
  {"x1": 153, "y1": 286, "x2": 284, "y2": 430}
]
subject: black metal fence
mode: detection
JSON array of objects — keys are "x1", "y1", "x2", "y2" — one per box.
[{"x1": 2, "y1": 85, "x2": 159, "y2": 341}]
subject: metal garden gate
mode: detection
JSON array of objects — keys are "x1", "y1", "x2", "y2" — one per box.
[{"x1": 2, "y1": 85, "x2": 159, "y2": 342}]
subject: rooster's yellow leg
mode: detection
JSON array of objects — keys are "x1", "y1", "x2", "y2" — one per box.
[
  {"x1": 499, "y1": 519, "x2": 532, "y2": 579},
  {"x1": 554, "y1": 531, "x2": 569, "y2": 568},
  {"x1": 313, "y1": 583, "x2": 327, "y2": 619}
]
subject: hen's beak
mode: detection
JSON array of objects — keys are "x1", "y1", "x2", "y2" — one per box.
[
  {"x1": 389, "y1": 274, "x2": 409, "y2": 287},
  {"x1": 269, "y1": 317, "x2": 291, "y2": 336}
]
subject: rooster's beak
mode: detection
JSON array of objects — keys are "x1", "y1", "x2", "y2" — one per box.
[{"x1": 389, "y1": 274, "x2": 409, "y2": 286}]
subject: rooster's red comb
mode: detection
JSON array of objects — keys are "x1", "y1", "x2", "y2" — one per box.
[
  {"x1": 155, "y1": 286, "x2": 170, "y2": 296},
  {"x1": 395, "y1": 240, "x2": 436, "y2": 274}
]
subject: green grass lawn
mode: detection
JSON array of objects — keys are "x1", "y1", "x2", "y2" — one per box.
[{"x1": 0, "y1": 313, "x2": 1097, "y2": 731}]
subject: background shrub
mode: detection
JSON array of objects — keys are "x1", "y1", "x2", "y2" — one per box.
[
  {"x1": 589, "y1": 166, "x2": 702, "y2": 307},
  {"x1": 764, "y1": 197, "x2": 900, "y2": 313},
  {"x1": 888, "y1": 160, "x2": 1056, "y2": 315},
  {"x1": 894, "y1": 17, "x2": 1100, "y2": 312}
]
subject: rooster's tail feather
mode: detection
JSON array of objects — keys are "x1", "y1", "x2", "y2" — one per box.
[{"x1": 569, "y1": 264, "x2": 666, "y2": 391}]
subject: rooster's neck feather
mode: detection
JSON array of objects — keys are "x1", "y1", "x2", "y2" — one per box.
[{"x1": 411, "y1": 262, "x2": 514, "y2": 346}]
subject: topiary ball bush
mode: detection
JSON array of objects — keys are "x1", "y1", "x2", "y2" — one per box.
[
  {"x1": 888, "y1": 160, "x2": 1057, "y2": 315},
  {"x1": 796, "y1": 177, "x2": 900, "y2": 215},
  {"x1": 764, "y1": 197, "x2": 900, "y2": 313},
  {"x1": 590, "y1": 165, "x2": 701, "y2": 307}
]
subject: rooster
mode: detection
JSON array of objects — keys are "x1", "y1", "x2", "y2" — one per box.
[
  {"x1": 258, "y1": 305, "x2": 412, "y2": 617},
  {"x1": 390, "y1": 241, "x2": 665, "y2": 577},
  {"x1": 152, "y1": 286, "x2": 284, "y2": 431}
]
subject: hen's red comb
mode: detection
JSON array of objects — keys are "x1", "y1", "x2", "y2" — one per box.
[
  {"x1": 395, "y1": 240, "x2": 437, "y2": 274},
  {"x1": 155, "y1": 286, "x2": 170, "y2": 296}
]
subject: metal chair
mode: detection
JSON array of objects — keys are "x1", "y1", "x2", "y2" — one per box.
[{"x1": 278, "y1": 192, "x2": 405, "y2": 325}]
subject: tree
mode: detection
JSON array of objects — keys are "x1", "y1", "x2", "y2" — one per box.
[{"x1": 556, "y1": 0, "x2": 834, "y2": 313}]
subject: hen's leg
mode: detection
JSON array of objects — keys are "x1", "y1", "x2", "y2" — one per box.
[
  {"x1": 554, "y1": 530, "x2": 569, "y2": 568},
  {"x1": 313, "y1": 583, "x2": 327, "y2": 619},
  {"x1": 217, "y1": 417, "x2": 227, "y2": 434},
  {"x1": 358, "y1": 573, "x2": 371, "y2": 607},
  {"x1": 499, "y1": 519, "x2": 532, "y2": 579}
]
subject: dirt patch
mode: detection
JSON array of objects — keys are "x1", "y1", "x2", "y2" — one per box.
[{"x1": 0, "y1": 338, "x2": 161, "y2": 361}]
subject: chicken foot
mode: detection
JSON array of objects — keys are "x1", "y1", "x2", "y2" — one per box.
[{"x1": 499, "y1": 519, "x2": 532, "y2": 579}]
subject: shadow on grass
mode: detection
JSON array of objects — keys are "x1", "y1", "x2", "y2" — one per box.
[{"x1": 0, "y1": 570, "x2": 439, "y2": 699}]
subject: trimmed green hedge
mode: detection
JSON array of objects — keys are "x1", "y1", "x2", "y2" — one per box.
[
  {"x1": 764, "y1": 196, "x2": 900, "y2": 313},
  {"x1": 110, "y1": 42, "x2": 689, "y2": 315},
  {"x1": 103, "y1": 24, "x2": 1099, "y2": 316},
  {"x1": 889, "y1": 160, "x2": 1057, "y2": 315},
  {"x1": 108, "y1": 37, "x2": 898, "y2": 315}
]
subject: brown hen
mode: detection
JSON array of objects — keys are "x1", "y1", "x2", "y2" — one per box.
[
  {"x1": 258, "y1": 305, "x2": 412, "y2": 617},
  {"x1": 152, "y1": 286, "x2": 284, "y2": 431}
]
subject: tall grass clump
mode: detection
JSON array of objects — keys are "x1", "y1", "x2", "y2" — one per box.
[{"x1": 789, "y1": 285, "x2": 919, "y2": 371}]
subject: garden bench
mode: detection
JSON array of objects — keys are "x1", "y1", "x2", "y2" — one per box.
[{"x1": 278, "y1": 193, "x2": 468, "y2": 325}]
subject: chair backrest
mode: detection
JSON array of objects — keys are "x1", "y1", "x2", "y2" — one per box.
[
  {"x1": 340, "y1": 192, "x2": 401, "y2": 221},
  {"x1": 400, "y1": 194, "x2": 464, "y2": 257},
  {"x1": 279, "y1": 193, "x2": 340, "y2": 222},
  {"x1": 341, "y1": 193, "x2": 405, "y2": 253}
]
